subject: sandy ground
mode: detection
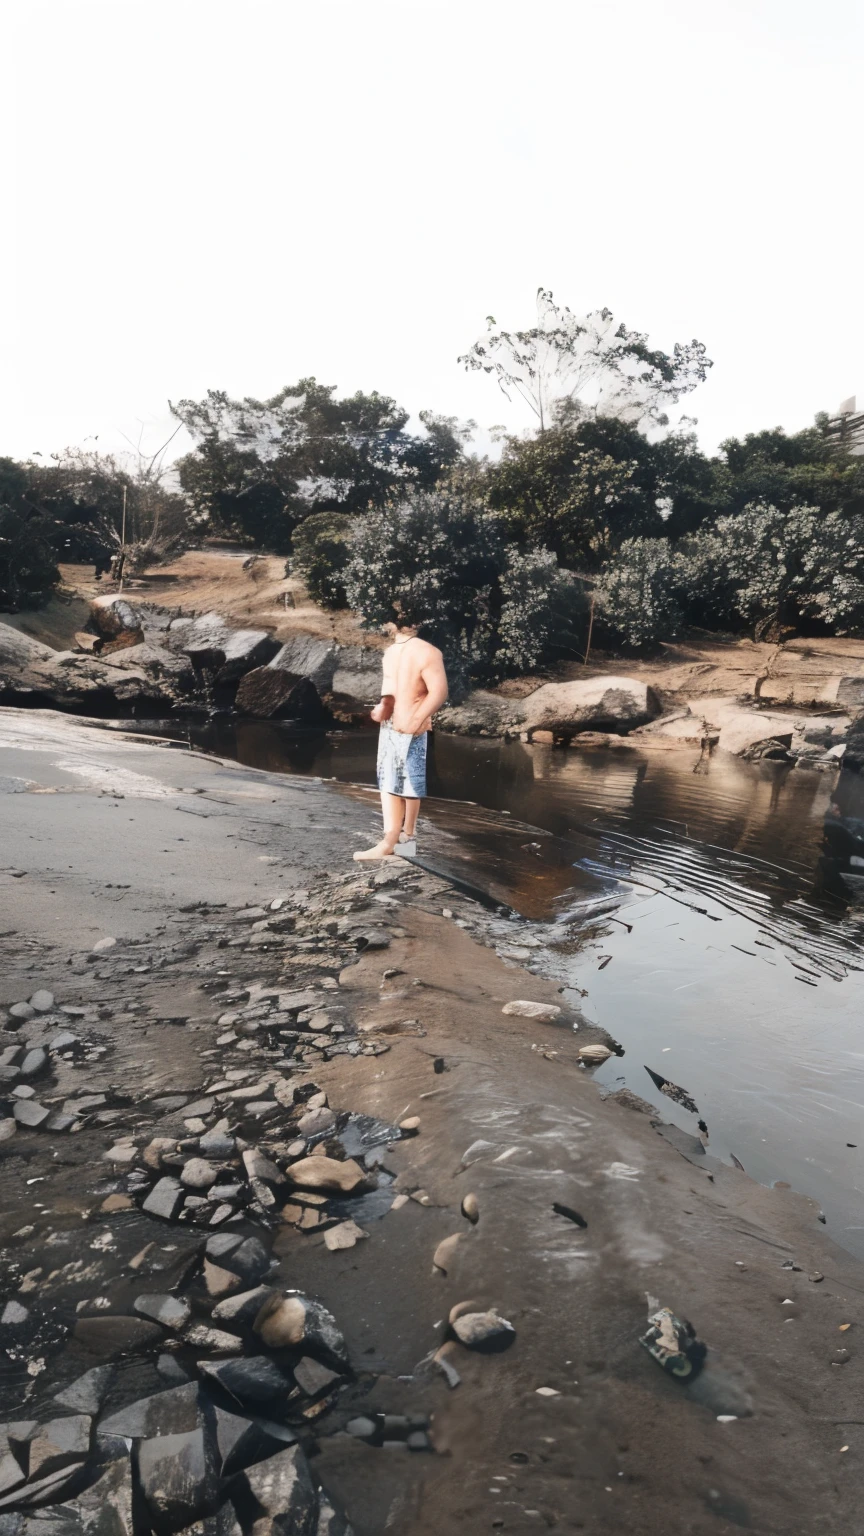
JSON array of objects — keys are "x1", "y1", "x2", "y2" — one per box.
[{"x1": 0, "y1": 708, "x2": 862, "y2": 1534}]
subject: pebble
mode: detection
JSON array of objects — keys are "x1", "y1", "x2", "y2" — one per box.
[
  {"x1": 324, "y1": 1220, "x2": 367, "y2": 1251},
  {"x1": 180, "y1": 1158, "x2": 219, "y2": 1190},
  {"x1": 501, "y1": 1000, "x2": 561, "y2": 1021},
  {"x1": 399, "y1": 1116, "x2": 421, "y2": 1133},
  {"x1": 433, "y1": 1234, "x2": 461, "y2": 1274},
  {"x1": 185, "y1": 1323, "x2": 243, "y2": 1353},
  {"x1": 92, "y1": 937, "x2": 117, "y2": 954},
  {"x1": 288, "y1": 1155, "x2": 365, "y2": 1193},
  {"x1": 29, "y1": 990, "x2": 55, "y2": 1013},
  {"x1": 13, "y1": 1099, "x2": 50, "y2": 1128},
  {"x1": 1, "y1": 1300, "x2": 29, "y2": 1325},
  {"x1": 461, "y1": 1193, "x2": 480, "y2": 1223},
  {"x1": 452, "y1": 1310, "x2": 516, "y2": 1350},
  {"x1": 578, "y1": 1044, "x2": 614, "y2": 1064},
  {"x1": 9, "y1": 1003, "x2": 35, "y2": 1022}
]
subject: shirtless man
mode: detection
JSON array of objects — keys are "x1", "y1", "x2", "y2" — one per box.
[{"x1": 354, "y1": 620, "x2": 449, "y2": 862}]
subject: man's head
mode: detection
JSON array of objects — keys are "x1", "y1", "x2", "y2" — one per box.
[{"x1": 382, "y1": 620, "x2": 419, "y2": 639}]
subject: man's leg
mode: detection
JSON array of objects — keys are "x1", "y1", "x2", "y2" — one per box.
[
  {"x1": 354, "y1": 791, "x2": 405, "y2": 861},
  {"x1": 403, "y1": 797, "x2": 420, "y2": 837}
]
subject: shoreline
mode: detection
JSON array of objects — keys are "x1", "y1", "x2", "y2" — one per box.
[{"x1": 0, "y1": 708, "x2": 861, "y2": 1533}]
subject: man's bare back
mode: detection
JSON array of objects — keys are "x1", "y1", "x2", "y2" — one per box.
[{"x1": 379, "y1": 635, "x2": 447, "y2": 735}]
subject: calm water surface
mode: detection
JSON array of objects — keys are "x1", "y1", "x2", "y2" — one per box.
[{"x1": 157, "y1": 720, "x2": 864, "y2": 1256}]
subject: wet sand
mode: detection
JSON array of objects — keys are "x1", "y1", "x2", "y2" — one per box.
[{"x1": 1, "y1": 709, "x2": 862, "y2": 1535}]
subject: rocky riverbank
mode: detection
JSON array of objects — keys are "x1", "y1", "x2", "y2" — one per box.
[{"x1": 0, "y1": 709, "x2": 861, "y2": 1534}]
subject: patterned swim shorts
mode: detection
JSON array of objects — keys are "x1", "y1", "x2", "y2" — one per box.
[{"x1": 377, "y1": 723, "x2": 427, "y2": 799}]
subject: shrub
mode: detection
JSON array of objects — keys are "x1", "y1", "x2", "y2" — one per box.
[
  {"x1": 291, "y1": 511, "x2": 354, "y2": 608},
  {"x1": 344, "y1": 488, "x2": 584, "y2": 686},
  {"x1": 593, "y1": 537, "x2": 683, "y2": 647}
]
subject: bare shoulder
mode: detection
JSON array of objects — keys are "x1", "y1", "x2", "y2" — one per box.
[{"x1": 417, "y1": 639, "x2": 445, "y2": 665}]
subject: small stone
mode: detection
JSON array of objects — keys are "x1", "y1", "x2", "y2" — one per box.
[
  {"x1": 19, "y1": 1048, "x2": 48, "y2": 1077},
  {"x1": 433, "y1": 1234, "x2": 461, "y2": 1274},
  {"x1": 578, "y1": 1043, "x2": 614, "y2": 1064},
  {"x1": 143, "y1": 1137, "x2": 177, "y2": 1170},
  {"x1": 29, "y1": 990, "x2": 55, "y2": 1013},
  {"x1": 0, "y1": 1120, "x2": 15, "y2": 1143},
  {"x1": 288, "y1": 1155, "x2": 365, "y2": 1193},
  {"x1": 293, "y1": 1357, "x2": 341, "y2": 1397},
  {"x1": 242, "y1": 1148, "x2": 282, "y2": 1184},
  {"x1": 53, "y1": 1365, "x2": 114, "y2": 1414},
  {"x1": 399, "y1": 1115, "x2": 421, "y2": 1134},
  {"x1": 833, "y1": 1348, "x2": 852, "y2": 1366},
  {"x1": 452, "y1": 1310, "x2": 516, "y2": 1350},
  {"x1": 100, "y1": 1193, "x2": 134, "y2": 1213},
  {"x1": 142, "y1": 1176, "x2": 184, "y2": 1221},
  {"x1": 535, "y1": 1386, "x2": 560, "y2": 1397},
  {"x1": 0, "y1": 1300, "x2": 29, "y2": 1325},
  {"x1": 200, "y1": 1131, "x2": 235, "y2": 1160},
  {"x1": 347, "y1": 1415, "x2": 377, "y2": 1438},
  {"x1": 324, "y1": 1220, "x2": 368, "y2": 1252},
  {"x1": 134, "y1": 1293, "x2": 191, "y2": 1330},
  {"x1": 461, "y1": 1193, "x2": 479, "y2": 1224},
  {"x1": 181, "y1": 1158, "x2": 219, "y2": 1190},
  {"x1": 104, "y1": 1142, "x2": 138, "y2": 1164},
  {"x1": 92, "y1": 937, "x2": 117, "y2": 954},
  {"x1": 184, "y1": 1324, "x2": 243, "y2": 1353},
  {"x1": 501, "y1": 1000, "x2": 561, "y2": 1021},
  {"x1": 254, "y1": 1292, "x2": 348, "y2": 1362},
  {"x1": 204, "y1": 1259, "x2": 243, "y2": 1298},
  {"x1": 213, "y1": 1286, "x2": 276, "y2": 1325},
  {"x1": 296, "y1": 1107, "x2": 336, "y2": 1138},
  {"x1": 9, "y1": 1002, "x2": 36, "y2": 1022},
  {"x1": 13, "y1": 1099, "x2": 50, "y2": 1128}
]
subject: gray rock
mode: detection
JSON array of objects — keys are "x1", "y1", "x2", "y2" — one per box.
[
  {"x1": 183, "y1": 1325, "x2": 242, "y2": 1353},
  {"x1": 451, "y1": 1310, "x2": 515, "y2": 1351},
  {"x1": 48, "y1": 1033, "x2": 79, "y2": 1054},
  {"x1": 197, "y1": 1356, "x2": 292, "y2": 1409},
  {"x1": 28, "y1": 1417, "x2": 92, "y2": 1479},
  {"x1": 214, "y1": 1409, "x2": 296, "y2": 1478},
  {"x1": 0, "y1": 1302, "x2": 28, "y2": 1325},
  {"x1": 137, "y1": 1428, "x2": 214, "y2": 1528},
  {"x1": 73, "y1": 1316, "x2": 163, "y2": 1359},
  {"x1": 212, "y1": 1287, "x2": 275, "y2": 1325},
  {"x1": 156, "y1": 1354, "x2": 191, "y2": 1386},
  {"x1": 19, "y1": 1050, "x2": 48, "y2": 1079},
  {"x1": 182, "y1": 1098, "x2": 215, "y2": 1120},
  {"x1": 240, "y1": 1446, "x2": 317, "y2": 1535},
  {"x1": 9, "y1": 1004, "x2": 35, "y2": 1023},
  {"x1": 142, "y1": 1177, "x2": 184, "y2": 1221},
  {"x1": 316, "y1": 1494, "x2": 354, "y2": 1535},
  {"x1": 199, "y1": 1132, "x2": 235, "y2": 1160},
  {"x1": 99, "y1": 1383, "x2": 201, "y2": 1439},
  {"x1": 297, "y1": 1108, "x2": 335, "y2": 1139},
  {"x1": 205, "y1": 1232, "x2": 244, "y2": 1261},
  {"x1": 217, "y1": 1235, "x2": 270, "y2": 1286},
  {"x1": 266, "y1": 635, "x2": 340, "y2": 694},
  {"x1": 0, "y1": 1464, "x2": 83, "y2": 1513},
  {"x1": 28, "y1": 992, "x2": 54, "y2": 1014},
  {"x1": 293, "y1": 1358, "x2": 341, "y2": 1398},
  {"x1": 13, "y1": 1101, "x2": 50, "y2": 1129},
  {"x1": 53, "y1": 1368, "x2": 113, "y2": 1416},
  {"x1": 180, "y1": 1159, "x2": 218, "y2": 1191},
  {"x1": 346, "y1": 1417, "x2": 375, "y2": 1439},
  {"x1": 73, "y1": 1452, "x2": 134, "y2": 1535},
  {"x1": 133, "y1": 1294, "x2": 191, "y2": 1330}
]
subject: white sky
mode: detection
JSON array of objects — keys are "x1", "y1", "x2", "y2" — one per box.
[{"x1": 2, "y1": 0, "x2": 862, "y2": 467}]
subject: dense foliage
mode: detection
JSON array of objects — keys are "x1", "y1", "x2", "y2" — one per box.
[
  {"x1": 343, "y1": 489, "x2": 585, "y2": 688},
  {"x1": 171, "y1": 380, "x2": 472, "y2": 547},
  {"x1": 290, "y1": 510, "x2": 354, "y2": 608}
]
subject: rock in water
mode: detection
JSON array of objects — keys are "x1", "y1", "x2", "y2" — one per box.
[
  {"x1": 73, "y1": 1317, "x2": 163, "y2": 1358},
  {"x1": 578, "y1": 1043, "x2": 614, "y2": 1065},
  {"x1": 235, "y1": 667, "x2": 323, "y2": 721},
  {"x1": 254, "y1": 1293, "x2": 348, "y2": 1363},
  {"x1": 137, "y1": 1428, "x2": 214, "y2": 1528},
  {"x1": 197, "y1": 1356, "x2": 293, "y2": 1409},
  {"x1": 27, "y1": 1416, "x2": 92, "y2": 1478},
  {"x1": 293, "y1": 1357, "x2": 341, "y2": 1398},
  {"x1": 644, "y1": 1065, "x2": 700, "y2": 1115},
  {"x1": 501, "y1": 1000, "x2": 561, "y2": 1022},
  {"x1": 240, "y1": 1446, "x2": 318, "y2": 1534},
  {"x1": 451, "y1": 1310, "x2": 516, "y2": 1352},
  {"x1": 133, "y1": 1294, "x2": 191, "y2": 1330},
  {"x1": 461, "y1": 1194, "x2": 479, "y2": 1224},
  {"x1": 53, "y1": 1365, "x2": 114, "y2": 1414},
  {"x1": 99, "y1": 1383, "x2": 201, "y2": 1438},
  {"x1": 142, "y1": 1177, "x2": 184, "y2": 1221}
]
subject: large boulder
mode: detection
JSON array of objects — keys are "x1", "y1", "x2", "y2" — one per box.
[
  {"x1": 235, "y1": 668, "x2": 323, "y2": 720},
  {"x1": 267, "y1": 635, "x2": 341, "y2": 693},
  {"x1": 0, "y1": 622, "x2": 175, "y2": 711},
  {"x1": 328, "y1": 646, "x2": 383, "y2": 716},
  {"x1": 437, "y1": 691, "x2": 513, "y2": 737},
  {"x1": 519, "y1": 677, "x2": 660, "y2": 737},
  {"x1": 175, "y1": 613, "x2": 280, "y2": 682},
  {"x1": 716, "y1": 710, "x2": 795, "y2": 757}
]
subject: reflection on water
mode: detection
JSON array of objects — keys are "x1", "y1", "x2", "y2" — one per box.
[{"x1": 164, "y1": 719, "x2": 864, "y2": 1256}]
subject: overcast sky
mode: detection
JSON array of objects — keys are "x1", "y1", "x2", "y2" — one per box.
[{"x1": 3, "y1": 0, "x2": 862, "y2": 467}]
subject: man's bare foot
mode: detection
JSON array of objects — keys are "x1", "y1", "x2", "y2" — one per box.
[{"x1": 353, "y1": 840, "x2": 397, "y2": 862}]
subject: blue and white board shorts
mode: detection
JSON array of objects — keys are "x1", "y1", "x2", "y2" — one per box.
[{"x1": 377, "y1": 722, "x2": 427, "y2": 799}]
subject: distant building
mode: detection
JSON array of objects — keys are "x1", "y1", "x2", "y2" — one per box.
[{"x1": 823, "y1": 396, "x2": 864, "y2": 456}]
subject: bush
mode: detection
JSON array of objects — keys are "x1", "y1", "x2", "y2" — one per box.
[
  {"x1": 0, "y1": 505, "x2": 61, "y2": 610},
  {"x1": 291, "y1": 511, "x2": 354, "y2": 608},
  {"x1": 344, "y1": 488, "x2": 584, "y2": 686},
  {"x1": 594, "y1": 537, "x2": 683, "y2": 647}
]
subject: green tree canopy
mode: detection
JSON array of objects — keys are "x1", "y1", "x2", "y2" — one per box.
[{"x1": 172, "y1": 379, "x2": 472, "y2": 548}]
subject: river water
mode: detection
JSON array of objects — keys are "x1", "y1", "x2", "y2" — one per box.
[{"x1": 149, "y1": 719, "x2": 864, "y2": 1257}]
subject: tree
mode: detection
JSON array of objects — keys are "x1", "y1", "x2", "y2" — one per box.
[
  {"x1": 171, "y1": 380, "x2": 473, "y2": 548},
  {"x1": 0, "y1": 461, "x2": 60, "y2": 609},
  {"x1": 709, "y1": 423, "x2": 864, "y2": 520},
  {"x1": 291, "y1": 510, "x2": 354, "y2": 608},
  {"x1": 484, "y1": 414, "x2": 714, "y2": 568},
  {"x1": 343, "y1": 488, "x2": 584, "y2": 687},
  {"x1": 460, "y1": 289, "x2": 711, "y2": 431}
]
